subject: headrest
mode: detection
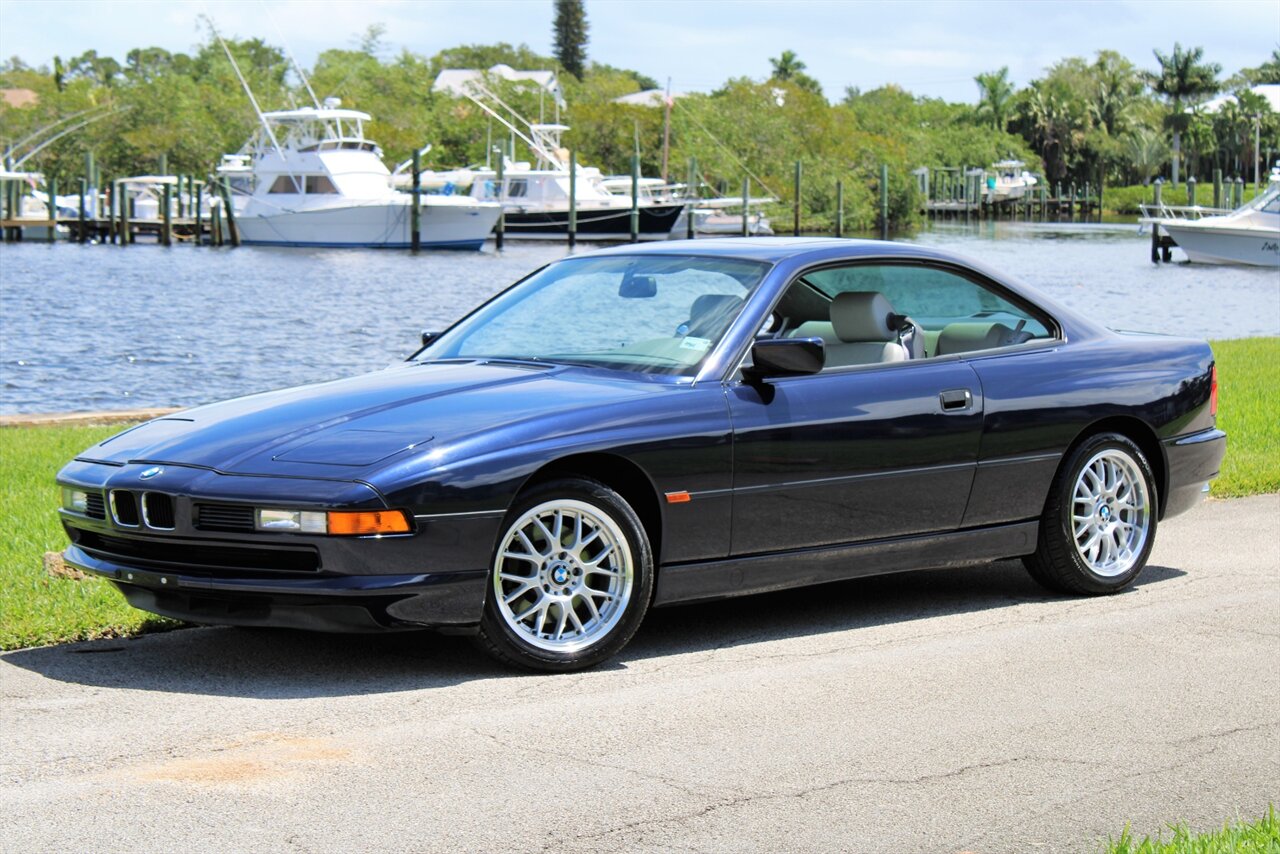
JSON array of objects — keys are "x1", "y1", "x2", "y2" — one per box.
[
  {"x1": 831, "y1": 292, "x2": 897, "y2": 343},
  {"x1": 689, "y1": 294, "x2": 743, "y2": 320}
]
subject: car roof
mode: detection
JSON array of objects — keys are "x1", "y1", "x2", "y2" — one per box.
[{"x1": 586, "y1": 237, "x2": 938, "y2": 264}]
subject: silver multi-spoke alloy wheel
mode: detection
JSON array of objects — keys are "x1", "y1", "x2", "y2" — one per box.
[
  {"x1": 1071, "y1": 448, "x2": 1151, "y2": 578},
  {"x1": 492, "y1": 499, "x2": 635, "y2": 653}
]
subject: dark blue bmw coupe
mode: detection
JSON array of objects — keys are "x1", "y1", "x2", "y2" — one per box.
[{"x1": 56, "y1": 238, "x2": 1225, "y2": 670}]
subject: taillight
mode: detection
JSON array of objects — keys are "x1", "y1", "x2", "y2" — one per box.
[{"x1": 1210, "y1": 364, "x2": 1218, "y2": 418}]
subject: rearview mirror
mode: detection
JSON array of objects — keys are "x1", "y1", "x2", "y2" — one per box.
[
  {"x1": 618, "y1": 275, "x2": 657, "y2": 299},
  {"x1": 421, "y1": 330, "x2": 440, "y2": 347},
  {"x1": 743, "y1": 337, "x2": 825, "y2": 380}
]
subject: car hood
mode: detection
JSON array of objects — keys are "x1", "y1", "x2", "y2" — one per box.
[{"x1": 78, "y1": 360, "x2": 663, "y2": 479}]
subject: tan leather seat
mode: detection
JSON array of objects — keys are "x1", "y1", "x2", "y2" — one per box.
[{"x1": 824, "y1": 292, "x2": 909, "y2": 367}]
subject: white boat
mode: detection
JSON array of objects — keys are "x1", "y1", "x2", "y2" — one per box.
[
  {"x1": 983, "y1": 160, "x2": 1038, "y2": 202},
  {"x1": 426, "y1": 73, "x2": 686, "y2": 241},
  {"x1": 1153, "y1": 180, "x2": 1280, "y2": 267},
  {"x1": 233, "y1": 101, "x2": 501, "y2": 249}
]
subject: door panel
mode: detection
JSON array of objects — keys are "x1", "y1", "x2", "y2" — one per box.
[{"x1": 727, "y1": 361, "x2": 983, "y2": 555}]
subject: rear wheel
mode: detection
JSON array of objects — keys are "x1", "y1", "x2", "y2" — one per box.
[
  {"x1": 475, "y1": 478, "x2": 653, "y2": 671},
  {"x1": 1024, "y1": 433, "x2": 1157, "y2": 595}
]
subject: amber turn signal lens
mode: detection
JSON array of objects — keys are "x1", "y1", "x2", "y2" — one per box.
[{"x1": 327, "y1": 510, "x2": 411, "y2": 536}]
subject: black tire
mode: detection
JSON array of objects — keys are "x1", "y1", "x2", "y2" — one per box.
[
  {"x1": 1023, "y1": 432, "x2": 1158, "y2": 595},
  {"x1": 474, "y1": 477, "x2": 654, "y2": 672}
]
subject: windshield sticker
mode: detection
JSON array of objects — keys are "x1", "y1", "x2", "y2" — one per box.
[{"x1": 680, "y1": 337, "x2": 712, "y2": 351}]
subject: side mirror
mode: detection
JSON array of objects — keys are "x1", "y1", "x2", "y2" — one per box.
[
  {"x1": 743, "y1": 337, "x2": 825, "y2": 380},
  {"x1": 421, "y1": 330, "x2": 440, "y2": 347}
]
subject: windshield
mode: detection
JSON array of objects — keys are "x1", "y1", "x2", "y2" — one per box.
[{"x1": 420, "y1": 254, "x2": 770, "y2": 376}]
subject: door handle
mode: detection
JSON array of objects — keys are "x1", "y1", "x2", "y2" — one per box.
[{"x1": 939, "y1": 388, "x2": 973, "y2": 412}]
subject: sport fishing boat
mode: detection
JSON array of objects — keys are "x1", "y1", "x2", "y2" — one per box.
[
  {"x1": 233, "y1": 101, "x2": 501, "y2": 249},
  {"x1": 423, "y1": 71, "x2": 685, "y2": 241},
  {"x1": 983, "y1": 160, "x2": 1038, "y2": 202},
  {"x1": 460, "y1": 124, "x2": 683, "y2": 241},
  {"x1": 1150, "y1": 178, "x2": 1280, "y2": 267}
]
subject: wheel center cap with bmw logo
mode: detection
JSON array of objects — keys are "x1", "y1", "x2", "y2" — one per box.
[
  {"x1": 140, "y1": 466, "x2": 164, "y2": 480},
  {"x1": 551, "y1": 564, "x2": 570, "y2": 585}
]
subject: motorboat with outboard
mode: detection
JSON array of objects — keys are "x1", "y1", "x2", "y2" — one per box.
[
  {"x1": 983, "y1": 160, "x2": 1038, "y2": 202},
  {"x1": 1151, "y1": 178, "x2": 1280, "y2": 266}
]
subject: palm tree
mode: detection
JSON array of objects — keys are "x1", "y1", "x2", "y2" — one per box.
[
  {"x1": 1090, "y1": 50, "x2": 1141, "y2": 137},
  {"x1": 770, "y1": 50, "x2": 806, "y2": 81},
  {"x1": 1146, "y1": 43, "x2": 1221, "y2": 185},
  {"x1": 1124, "y1": 128, "x2": 1170, "y2": 185},
  {"x1": 974, "y1": 67, "x2": 1014, "y2": 132},
  {"x1": 768, "y1": 50, "x2": 823, "y2": 96}
]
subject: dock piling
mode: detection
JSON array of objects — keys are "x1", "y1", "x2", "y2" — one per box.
[
  {"x1": 77, "y1": 179, "x2": 87, "y2": 243},
  {"x1": 1187, "y1": 176, "x2": 1196, "y2": 208},
  {"x1": 194, "y1": 181, "x2": 203, "y2": 245},
  {"x1": 1213, "y1": 168, "x2": 1223, "y2": 208},
  {"x1": 686, "y1": 157, "x2": 696, "y2": 240},
  {"x1": 741, "y1": 178, "x2": 750, "y2": 237},
  {"x1": 493, "y1": 148, "x2": 504, "y2": 251},
  {"x1": 835, "y1": 179, "x2": 844, "y2": 238},
  {"x1": 879, "y1": 164, "x2": 889, "y2": 240},
  {"x1": 568, "y1": 150, "x2": 577, "y2": 249},
  {"x1": 46, "y1": 177, "x2": 57, "y2": 242},
  {"x1": 161, "y1": 182, "x2": 172, "y2": 246},
  {"x1": 411, "y1": 150, "x2": 421, "y2": 253},
  {"x1": 629, "y1": 154, "x2": 640, "y2": 244},
  {"x1": 793, "y1": 161, "x2": 802, "y2": 237},
  {"x1": 218, "y1": 178, "x2": 239, "y2": 246}
]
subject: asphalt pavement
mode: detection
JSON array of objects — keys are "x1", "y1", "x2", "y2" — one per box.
[{"x1": 2, "y1": 494, "x2": 1277, "y2": 853}]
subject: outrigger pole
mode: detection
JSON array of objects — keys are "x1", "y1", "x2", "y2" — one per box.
[{"x1": 201, "y1": 14, "x2": 300, "y2": 192}]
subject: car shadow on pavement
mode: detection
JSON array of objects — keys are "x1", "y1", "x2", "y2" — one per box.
[
  {"x1": 623, "y1": 559, "x2": 1186, "y2": 665},
  {"x1": 2, "y1": 560, "x2": 1185, "y2": 698}
]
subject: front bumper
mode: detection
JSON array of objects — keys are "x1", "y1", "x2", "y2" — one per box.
[
  {"x1": 63, "y1": 544, "x2": 487, "y2": 633},
  {"x1": 1161, "y1": 427, "x2": 1227, "y2": 520}
]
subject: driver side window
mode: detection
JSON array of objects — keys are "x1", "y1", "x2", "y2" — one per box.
[{"x1": 777, "y1": 263, "x2": 1054, "y2": 367}]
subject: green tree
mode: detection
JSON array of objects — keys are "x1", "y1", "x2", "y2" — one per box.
[
  {"x1": 1234, "y1": 47, "x2": 1280, "y2": 86},
  {"x1": 552, "y1": 0, "x2": 588, "y2": 79},
  {"x1": 974, "y1": 67, "x2": 1014, "y2": 131},
  {"x1": 1145, "y1": 43, "x2": 1220, "y2": 185},
  {"x1": 1123, "y1": 127, "x2": 1169, "y2": 184},
  {"x1": 768, "y1": 50, "x2": 822, "y2": 96},
  {"x1": 1089, "y1": 50, "x2": 1142, "y2": 136}
]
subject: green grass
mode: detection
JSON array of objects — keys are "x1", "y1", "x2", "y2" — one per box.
[
  {"x1": 1210, "y1": 338, "x2": 1280, "y2": 498},
  {"x1": 0, "y1": 339, "x2": 1274, "y2": 649},
  {"x1": 0, "y1": 422, "x2": 177, "y2": 650},
  {"x1": 1103, "y1": 182, "x2": 1271, "y2": 216},
  {"x1": 1105, "y1": 804, "x2": 1279, "y2": 853}
]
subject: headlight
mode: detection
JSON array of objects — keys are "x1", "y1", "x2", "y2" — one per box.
[
  {"x1": 254, "y1": 508, "x2": 411, "y2": 536},
  {"x1": 256, "y1": 509, "x2": 329, "y2": 533},
  {"x1": 62, "y1": 488, "x2": 88, "y2": 513}
]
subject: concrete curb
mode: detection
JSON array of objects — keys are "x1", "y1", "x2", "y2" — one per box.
[{"x1": 0, "y1": 408, "x2": 180, "y2": 428}]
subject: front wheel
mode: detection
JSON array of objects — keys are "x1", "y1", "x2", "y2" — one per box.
[
  {"x1": 1024, "y1": 433, "x2": 1158, "y2": 595},
  {"x1": 475, "y1": 478, "x2": 654, "y2": 671}
]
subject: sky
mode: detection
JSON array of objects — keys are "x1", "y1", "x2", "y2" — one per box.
[{"x1": 0, "y1": 0, "x2": 1276, "y2": 103}]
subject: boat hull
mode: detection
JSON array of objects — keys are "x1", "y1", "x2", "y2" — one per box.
[
  {"x1": 237, "y1": 201, "x2": 501, "y2": 250},
  {"x1": 1161, "y1": 222, "x2": 1280, "y2": 267},
  {"x1": 498, "y1": 203, "x2": 684, "y2": 241}
]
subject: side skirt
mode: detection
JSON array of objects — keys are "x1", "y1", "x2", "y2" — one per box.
[{"x1": 653, "y1": 521, "x2": 1039, "y2": 606}]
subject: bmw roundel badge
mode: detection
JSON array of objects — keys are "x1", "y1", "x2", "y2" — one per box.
[{"x1": 139, "y1": 466, "x2": 164, "y2": 480}]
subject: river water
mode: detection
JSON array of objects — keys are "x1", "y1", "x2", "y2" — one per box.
[{"x1": 1, "y1": 223, "x2": 1277, "y2": 414}]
